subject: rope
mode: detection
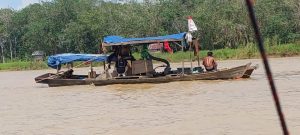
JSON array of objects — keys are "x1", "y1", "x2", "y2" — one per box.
[{"x1": 245, "y1": 1, "x2": 289, "y2": 135}]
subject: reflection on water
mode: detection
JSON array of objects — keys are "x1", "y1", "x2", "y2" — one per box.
[
  {"x1": 110, "y1": 83, "x2": 155, "y2": 91},
  {"x1": 0, "y1": 57, "x2": 300, "y2": 135}
]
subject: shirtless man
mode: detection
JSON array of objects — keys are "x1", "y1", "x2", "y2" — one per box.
[{"x1": 203, "y1": 51, "x2": 217, "y2": 72}]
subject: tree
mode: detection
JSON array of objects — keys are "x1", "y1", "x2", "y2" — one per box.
[
  {"x1": 0, "y1": 0, "x2": 298, "y2": 60},
  {"x1": 0, "y1": 8, "x2": 15, "y2": 62}
]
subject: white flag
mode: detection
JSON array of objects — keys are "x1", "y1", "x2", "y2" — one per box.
[{"x1": 188, "y1": 16, "x2": 197, "y2": 32}]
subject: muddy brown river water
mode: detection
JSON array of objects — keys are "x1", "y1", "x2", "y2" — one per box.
[{"x1": 0, "y1": 57, "x2": 300, "y2": 135}]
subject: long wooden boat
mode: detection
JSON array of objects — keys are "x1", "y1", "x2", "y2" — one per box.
[
  {"x1": 36, "y1": 33, "x2": 257, "y2": 87},
  {"x1": 35, "y1": 63, "x2": 251, "y2": 87}
]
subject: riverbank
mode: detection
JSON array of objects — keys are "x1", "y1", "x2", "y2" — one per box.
[
  {"x1": 0, "y1": 61, "x2": 48, "y2": 71},
  {"x1": 0, "y1": 43, "x2": 299, "y2": 71}
]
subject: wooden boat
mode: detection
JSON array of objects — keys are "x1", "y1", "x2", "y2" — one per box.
[
  {"x1": 36, "y1": 33, "x2": 257, "y2": 87},
  {"x1": 242, "y1": 64, "x2": 258, "y2": 78},
  {"x1": 35, "y1": 63, "x2": 251, "y2": 87}
]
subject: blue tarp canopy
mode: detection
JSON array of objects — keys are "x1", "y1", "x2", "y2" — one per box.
[
  {"x1": 47, "y1": 53, "x2": 108, "y2": 69},
  {"x1": 103, "y1": 32, "x2": 186, "y2": 46}
]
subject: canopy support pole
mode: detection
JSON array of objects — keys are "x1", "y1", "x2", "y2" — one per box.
[
  {"x1": 189, "y1": 42, "x2": 193, "y2": 72},
  {"x1": 181, "y1": 40, "x2": 185, "y2": 75}
]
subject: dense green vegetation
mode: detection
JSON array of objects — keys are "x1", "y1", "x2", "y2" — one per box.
[
  {"x1": 138, "y1": 43, "x2": 300, "y2": 62},
  {"x1": 0, "y1": 0, "x2": 299, "y2": 63},
  {"x1": 0, "y1": 61, "x2": 48, "y2": 71},
  {"x1": 1, "y1": 43, "x2": 299, "y2": 71}
]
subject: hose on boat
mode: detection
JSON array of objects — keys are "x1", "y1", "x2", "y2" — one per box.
[
  {"x1": 141, "y1": 45, "x2": 171, "y2": 75},
  {"x1": 148, "y1": 53, "x2": 171, "y2": 75}
]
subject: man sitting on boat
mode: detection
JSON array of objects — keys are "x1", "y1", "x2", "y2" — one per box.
[{"x1": 203, "y1": 51, "x2": 218, "y2": 72}]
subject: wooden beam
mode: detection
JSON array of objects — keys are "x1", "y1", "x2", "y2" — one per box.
[{"x1": 103, "y1": 39, "x2": 182, "y2": 47}]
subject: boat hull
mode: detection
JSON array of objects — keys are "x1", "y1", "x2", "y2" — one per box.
[
  {"x1": 35, "y1": 63, "x2": 251, "y2": 87},
  {"x1": 242, "y1": 64, "x2": 258, "y2": 78}
]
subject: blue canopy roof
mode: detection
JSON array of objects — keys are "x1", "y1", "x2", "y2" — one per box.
[
  {"x1": 47, "y1": 53, "x2": 108, "y2": 69},
  {"x1": 103, "y1": 32, "x2": 186, "y2": 46}
]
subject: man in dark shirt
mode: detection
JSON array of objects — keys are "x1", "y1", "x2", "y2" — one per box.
[
  {"x1": 107, "y1": 46, "x2": 118, "y2": 69},
  {"x1": 107, "y1": 46, "x2": 135, "y2": 76}
]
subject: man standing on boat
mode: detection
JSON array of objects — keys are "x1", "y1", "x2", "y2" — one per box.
[
  {"x1": 203, "y1": 51, "x2": 218, "y2": 72},
  {"x1": 107, "y1": 46, "x2": 135, "y2": 76},
  {"x1": 107, "y1": 46, "x2": 118, "y2": 69}
]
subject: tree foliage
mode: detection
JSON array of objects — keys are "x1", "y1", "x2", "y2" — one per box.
[{"x1": 0, "y1": 0, "x2": 299, "y2": 61}]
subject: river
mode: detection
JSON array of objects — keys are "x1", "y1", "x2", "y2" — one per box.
[{"x1": 0, "y1": 57, "x2": 299, "y2": 135}]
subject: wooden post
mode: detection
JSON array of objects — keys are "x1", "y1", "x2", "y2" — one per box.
[
  {"x1": 193, "y1": 38, "x2": 200, "y2": 67},
  {"x1": 89, "y1": 62, "x2": 96, "y2": 78},
  {"x1": 189, "y1": 42, "x2": 193, "y2": 73},
  {"x1": 197, "y1": 54, "x2": 200, "y2": 67},
  {"x1": 144, "y1": 60, "x2": 148, "y2": 75},
  {"x1": 56, "y1": 65, "x2": 59, "y2": 74},
  {"x1": 181, "y1": 40, "x2": 184, "y2": 75},
  {"x1": 90, "y1": 62, "x2": 93, "y2": 71},
  {"x1": 103, "y1": 61, "x2": 106, "y2": 71}
]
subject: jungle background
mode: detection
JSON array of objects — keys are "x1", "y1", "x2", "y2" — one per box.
[{"x1": 0, "y1": 0, "x2": 299, "y2": 64}]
